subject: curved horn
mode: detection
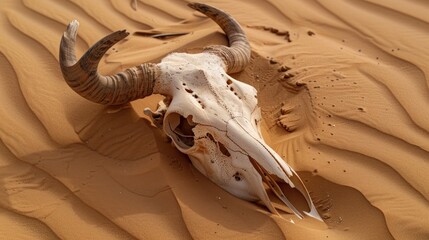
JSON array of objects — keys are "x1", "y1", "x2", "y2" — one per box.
[
  {"x1": 188, "y1": 3, "x2": 251, "y2": 74},
  {"x1": 59, "y1": 20, "x2": 160, "y2": 105}
]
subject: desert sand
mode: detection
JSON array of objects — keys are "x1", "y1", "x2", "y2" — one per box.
[{"x1": 0, "y1": 0, "x2": 428, "y2": 239}]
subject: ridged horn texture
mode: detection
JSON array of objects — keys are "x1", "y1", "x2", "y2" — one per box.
[
  {"x1": 59, "y1": 20, "x2": 160, "y2": 105},
  {"x1": 188, "y1": 3, "x2": 251, "y2": 74}
]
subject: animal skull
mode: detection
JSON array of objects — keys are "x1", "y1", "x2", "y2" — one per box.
[{"x1": 59, "y1": 2, "x2": 321, "y2": 221}]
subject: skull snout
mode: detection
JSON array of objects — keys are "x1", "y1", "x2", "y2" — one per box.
[
  {"x1": 162, "y1": 111, "x2": 321, "y2": 221},
  {"x1": 226, "y1": 117, "x2": 322, "y2": 220}
]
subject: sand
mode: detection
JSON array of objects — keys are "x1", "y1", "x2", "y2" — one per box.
[{"x1": 0, "y1": 0, "x2": 428, "y2": 239}]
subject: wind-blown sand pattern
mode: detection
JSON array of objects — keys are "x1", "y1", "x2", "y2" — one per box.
[{"x1": 0, "y1": 0, "x2": 428, "y2": 239}]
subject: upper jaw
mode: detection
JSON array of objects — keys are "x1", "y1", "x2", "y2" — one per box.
[{"x1": 226, "y1": 117, "x2": 322, "y2": 221}]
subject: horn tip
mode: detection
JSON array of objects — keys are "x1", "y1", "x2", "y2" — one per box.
[
  {"x1": 120, "y1": 29, "x2": 130, "y2": 36},
  {"x1": 187, "y1": 2, "x2": 197, "y2": 8},
  {"x1": 70, "y1": 19, "x2": 79, "y2": 25},
  {"x1": 65, "y1": 20, "x2": 79, "y2": 39},
  {"x1": 187, "y1": 2, "x2": 209, "y2": 12},
  {"x1": 67, "y1": 20, "x2": 79, "y2": 30},
  {"x1": 117, "y1": 30, "x2": 130, "y2": 40}
]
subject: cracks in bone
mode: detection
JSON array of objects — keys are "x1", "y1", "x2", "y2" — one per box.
[
  {"x1": 202, "y1": 122, "x2": 248, "y2": 156},
  {"x1": 197, "y1": 132, "x2": 245, "y2": 157},
  {"x1": 200, "y1": 70, "x2": 235, "y2": 117},
  {"x1": 195, "y1": 132, "x2": 248, "y2": 186},
  {"x1": 226, "y1": 118, "x2": 287, "y2": 176}
]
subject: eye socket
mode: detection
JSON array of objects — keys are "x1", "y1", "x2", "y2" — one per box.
[{"x1": 166, "y1": 113, "x2": 196, "y2": 149}]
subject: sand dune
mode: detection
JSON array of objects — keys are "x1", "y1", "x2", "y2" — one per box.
[{"x1": 0, "y1": 0, "x2": 428, "y2": 239}]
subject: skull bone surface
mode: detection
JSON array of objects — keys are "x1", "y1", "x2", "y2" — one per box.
[{"x1": 59, "y1": 2, "x2": 321, "y2": 221}]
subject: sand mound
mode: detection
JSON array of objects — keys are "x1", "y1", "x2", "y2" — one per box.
[{"x1": 0, "y1": 0, "x2": 428, "y2": 239}]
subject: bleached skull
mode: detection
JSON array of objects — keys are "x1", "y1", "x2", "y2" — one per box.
[{"x1": 59, "y1": 3, "x2": 321, "y2": 220}]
